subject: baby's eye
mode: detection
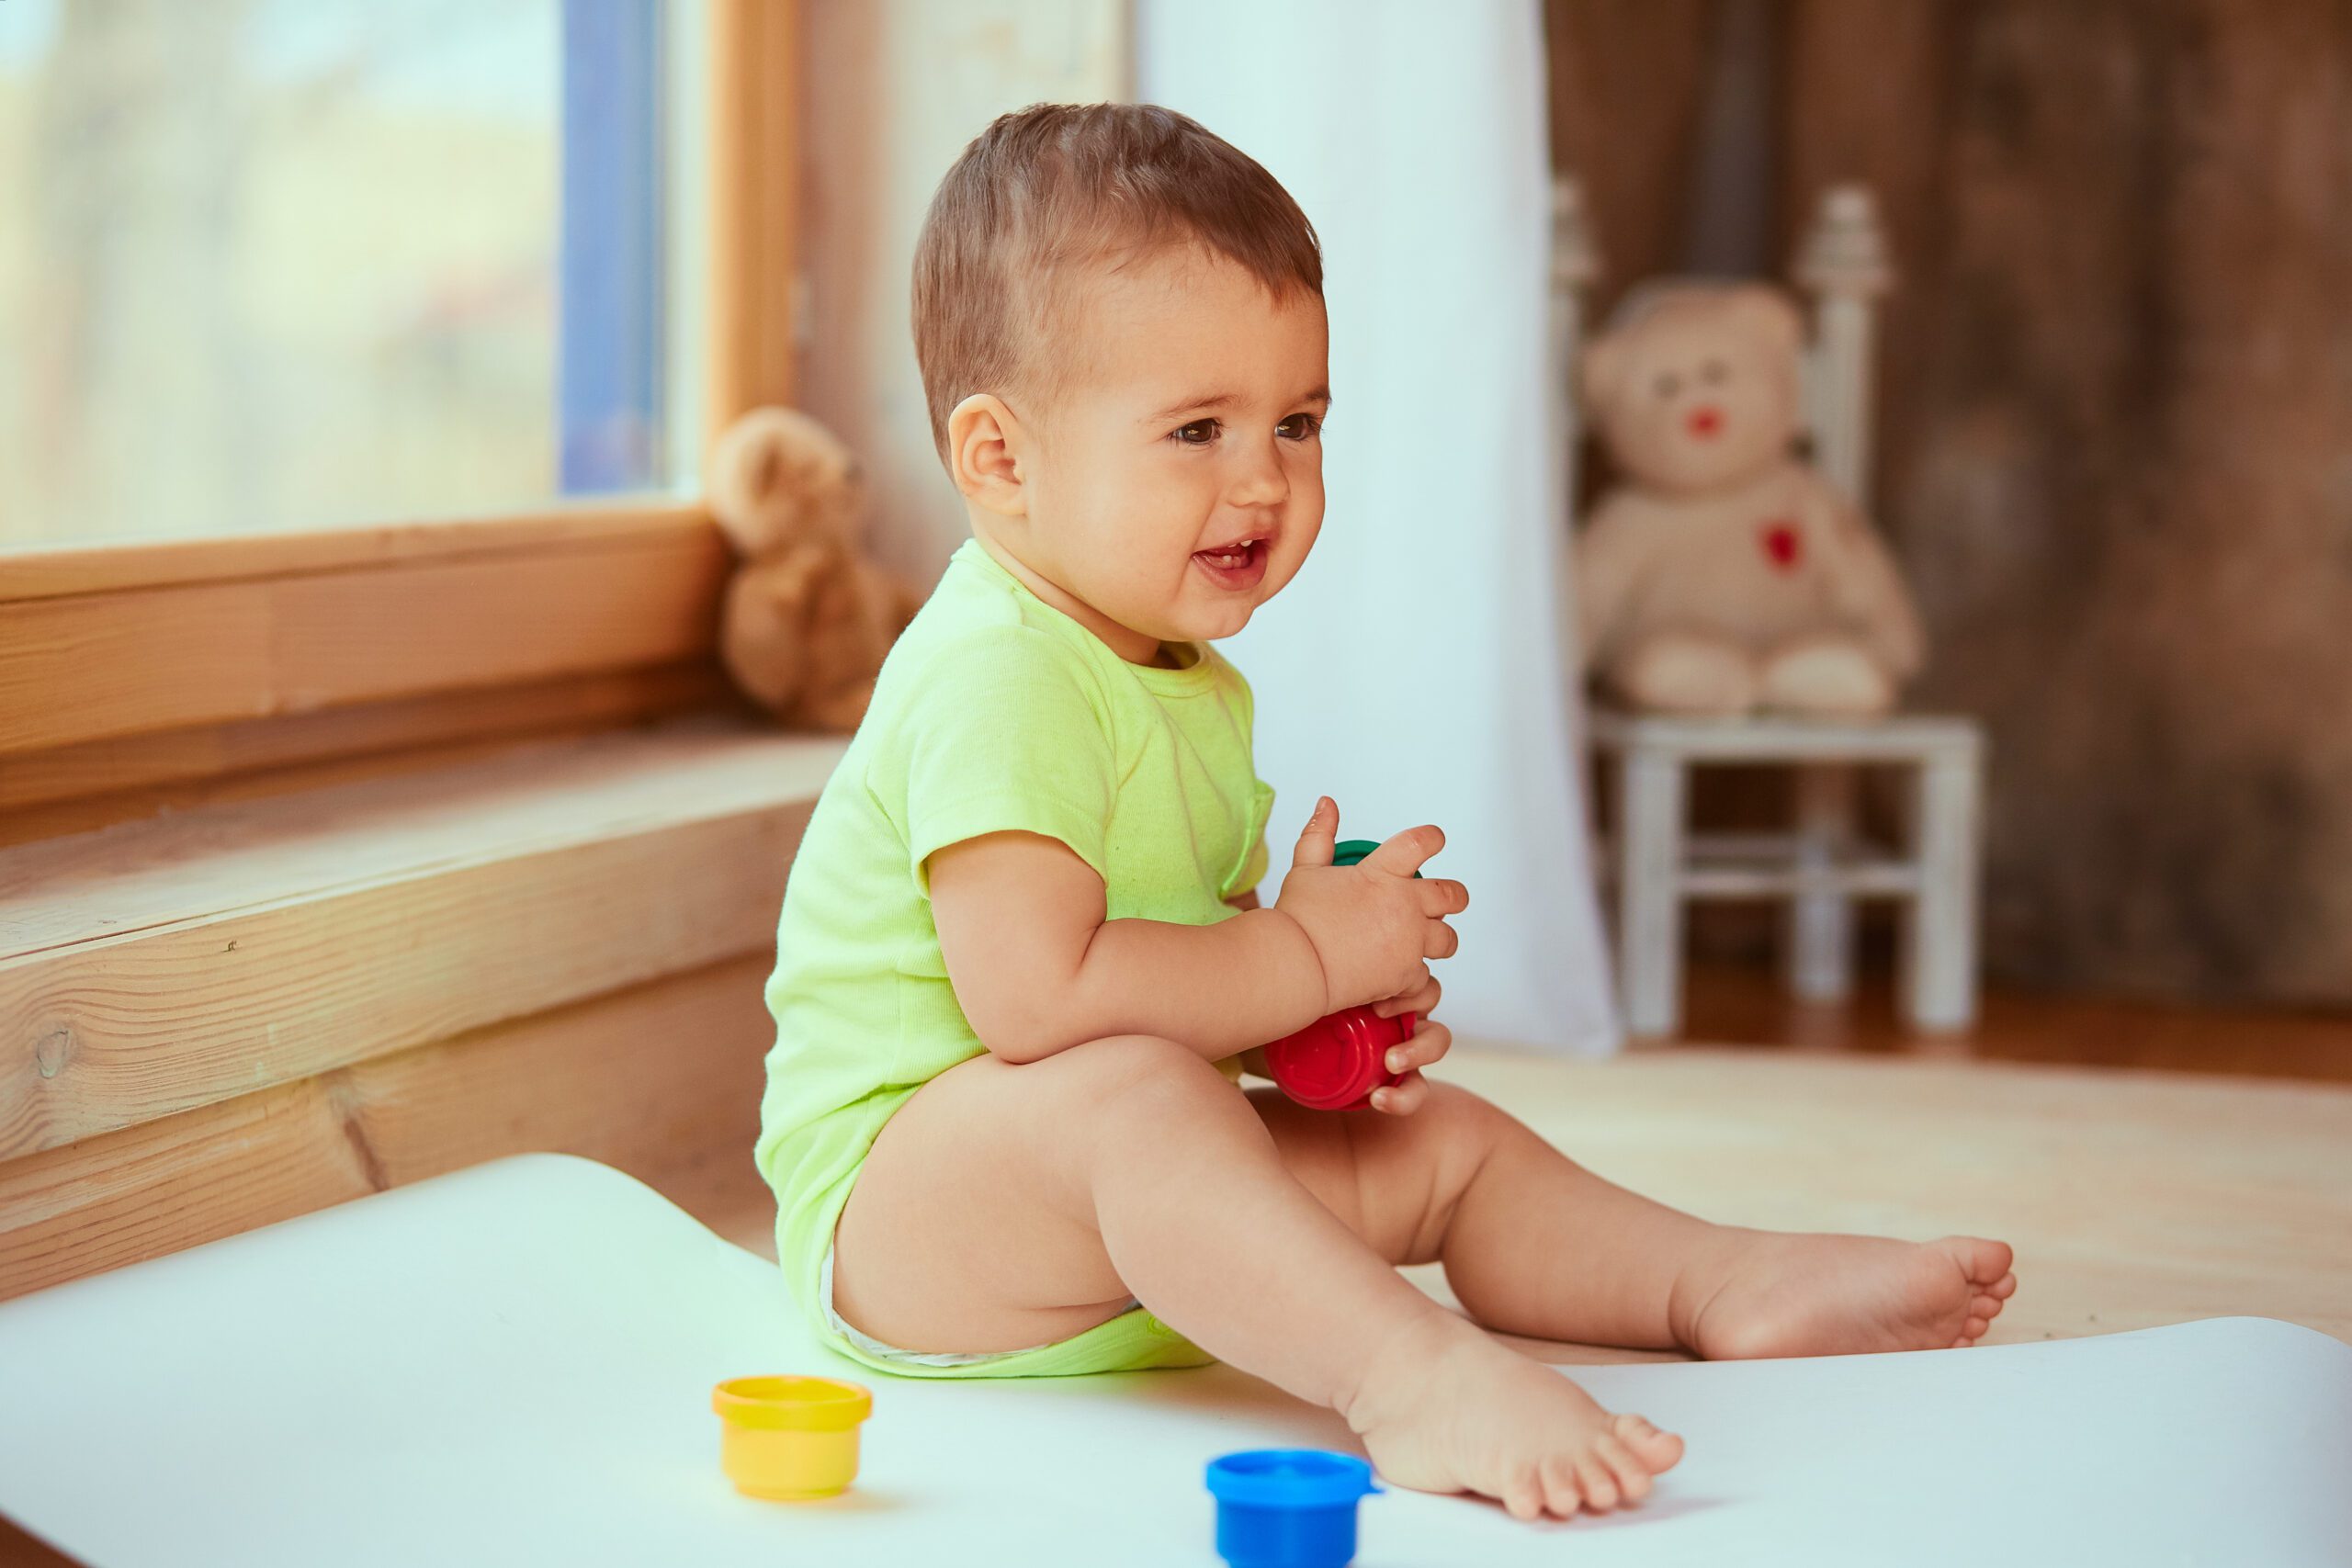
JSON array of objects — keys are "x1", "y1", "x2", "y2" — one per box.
[
  {"x1": 1700, "y1": 358, "x2": 1729, "y2": 386},
  {"x1": 1278, "y1": 412, "x2": 1322, "y2": 441},
  {"x1": 1170, "y1": 418, "x2": 1221, "y2": 446},
  {"x1": 1653, "y1": 372, "x2": 1683, "y2": 400}
]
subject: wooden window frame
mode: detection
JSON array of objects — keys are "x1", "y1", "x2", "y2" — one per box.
[{"x1": 0, "y1": 0, "x2": 799, "y2": 846}]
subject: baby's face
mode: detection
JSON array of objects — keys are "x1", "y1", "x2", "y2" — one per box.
[{"x1": 1010, "y1": 245, "x2": 1329, "y2": 659}]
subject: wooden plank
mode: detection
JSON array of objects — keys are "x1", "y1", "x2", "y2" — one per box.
[
  {"x1": 0, "y1": 953, "x2": 775, "y2": 1305},
  {"x1": 0, "y1": 500, "x2": 705, "y2": 604},
  {"x1": 707, "y1": 0, "x2": 800, "y2": 438},
  {"x1": 0, "y1": 525, "x2": 732, "y2": 757},
  {"x1": 0, "y1": 719, "x2": 824, "y2": 950},
  {"x1": 0, "y1": 661, "x2": 730, "y2": 831},
  {"x1": 0, "y1": 723, "x2": 844, "y2": 1161}
]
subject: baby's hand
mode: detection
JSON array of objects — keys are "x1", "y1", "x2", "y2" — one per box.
[
  {"x1": 1371, "y1": 971, "x2": 1442, "y2": 1023},
  {"x1": 1365, "y1": 971, "x2": 1448, "y2": 1111},
  {"x1": 1367, "y1": 1015, "x2": 1453, "y2": 1115},
  {"x1": 1273, "y1": 796, "x2": 1468, "y2": 1014}
]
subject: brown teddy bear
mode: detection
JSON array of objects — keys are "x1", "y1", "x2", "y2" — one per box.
[
  {"x1": 707, "y1": 406, "x2": 922, "y2": 733},
  {"x1": 1574, "y1": 281, "x2": 1926, "y2": 718}
]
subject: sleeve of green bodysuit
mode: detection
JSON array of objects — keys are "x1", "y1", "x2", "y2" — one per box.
[{"x1": 891, "y1": 625, "x2": 1119, "y2": 901}]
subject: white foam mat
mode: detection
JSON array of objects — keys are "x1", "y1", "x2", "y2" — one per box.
[{"x1": 3, "y1": 1153, "x2": 2346, "y2": 1565}]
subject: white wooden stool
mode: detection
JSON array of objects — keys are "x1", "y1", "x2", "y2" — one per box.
[{"x1": 1589, "y1": 710, "x2": 1986, "y2": 1039}]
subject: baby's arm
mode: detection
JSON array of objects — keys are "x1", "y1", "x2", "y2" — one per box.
[
  {"x1": 929, "y1": 830, "x2": 1324, "y2": 1065},
  {"x1": 1222, "y1": 889, "x2": 1276, "y2": 1077}
]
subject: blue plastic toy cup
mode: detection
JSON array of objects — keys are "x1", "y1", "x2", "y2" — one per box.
[{"x1": 1205, "y1": 1449, "x2": 1382, "y2": 1568}]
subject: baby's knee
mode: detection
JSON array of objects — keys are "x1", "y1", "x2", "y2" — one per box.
[
  {"x1": 1049, "y1": 1032, "x2": 1234, "y2": 1117},
  {"x1": 1409, "y1": 1080, "x2": 1516, "y2": 1156}
]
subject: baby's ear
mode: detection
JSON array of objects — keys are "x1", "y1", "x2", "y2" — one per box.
[{"x1": 945, "y1": 391, "x2": 1027, "y2": 516}]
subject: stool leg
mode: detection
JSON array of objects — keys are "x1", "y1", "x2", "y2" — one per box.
[
  {"x1": 1787, "y1": 764, "x2": 1858, "y2": 1002},
  {"x1": 1903, "y1": 745, "x2": 1982, "y2": 1032},
  {"x1": 1617, "y1": 748, "x2": 1688, "y2": 1039}
]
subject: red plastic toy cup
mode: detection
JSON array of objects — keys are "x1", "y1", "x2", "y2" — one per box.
[
  {"x1": 1264, "y1": 838, "x2": 1423, "y2": 1112},
  {"x1": 1264, "y1": 1006, "x2": 1414, "y2": 1111}
]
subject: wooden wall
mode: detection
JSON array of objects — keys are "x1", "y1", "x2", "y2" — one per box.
[{"x1": 1550, "y1": 0, "x2": 2352, "y2": 1008}]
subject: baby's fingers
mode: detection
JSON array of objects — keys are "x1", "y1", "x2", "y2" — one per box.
[
  {"x1": 1417, "y1": 877, "x2": 1470, "y2": 917},
  {"x1": 1385, "y1": 1018, "x2": 1453, "y2": 1076},
  {"x1": 1423, "y1": 919, "x2": 1460, "y2": 961},
  {"x1": 1372, "y1": 974, "x2": 1442, "y2": 1021},
  {"x1": 1369, "y1": 1070, "x2": 1429, "y2": 1115}
]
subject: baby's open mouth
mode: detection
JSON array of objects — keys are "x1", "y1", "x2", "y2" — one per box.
[{"x1": 1194, "y1": 536, "x2": 1270, "y2": 592}]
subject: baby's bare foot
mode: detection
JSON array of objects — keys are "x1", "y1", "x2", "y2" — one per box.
[
  {"x1": 1675, "y1": 1227, "x2": 2019, "y2": 1359},
  {"x1": 1340, "y1": 1313, "x2": 1684, "y2": 1521}
]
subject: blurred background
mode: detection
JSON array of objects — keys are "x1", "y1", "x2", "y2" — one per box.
[
  {"x1": 0, "y1": 0, "x2": 704, "y2": 546},
  {"x1": 1544, "y1": 1, "x2": 2352, "y2": 1036},
  {"x1": 5, "y1": 0, "x2": 2347, "y2": 1067}
]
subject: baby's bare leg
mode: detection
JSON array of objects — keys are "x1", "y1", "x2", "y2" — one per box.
[
  {"x1": 1250, "y1": 1081, "x2": 1719, "y2": 1350},
  {"x1": 1259, "y1": 1078, "x2": 2018, "y2": 1364},
  {"x1": 834, "y1": 1035, "x2": 1475, "y2": 1396},
  {"x1": 831, "y1": 1035, "x2": 1681, "y2": 1520},
  {"x1": 837, "y1": 1049, "x2": 1697, "y2": 1355}
]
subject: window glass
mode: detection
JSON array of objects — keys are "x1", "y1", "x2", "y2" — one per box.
[{"x1": 0, "y1": 0, "x2": 704, "y2": 550}]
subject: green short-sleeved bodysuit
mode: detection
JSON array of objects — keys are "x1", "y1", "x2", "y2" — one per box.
[{"x1": 752, "y1": 536, "x2": 1277, "y2": 1378}]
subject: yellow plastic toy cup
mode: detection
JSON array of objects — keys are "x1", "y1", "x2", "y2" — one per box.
[{"x1": 712, "y1": 1375, "x2": 874, "y2": 1500}]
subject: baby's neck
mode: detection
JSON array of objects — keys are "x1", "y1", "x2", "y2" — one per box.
[{"x1": 971, "y1": 529, "x2": 1182, "y2": 669}]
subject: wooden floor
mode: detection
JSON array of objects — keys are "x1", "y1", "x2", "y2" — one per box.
[
  {"x1": 1679, "y1": 958, "x2": 2352, "y2": 1081},
  {"x1": 1411, "y1": 1043, "x2": 2352, "y2": 1367}
]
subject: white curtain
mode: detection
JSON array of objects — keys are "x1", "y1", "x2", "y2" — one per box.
[{"x1": 1137, "y1": 0, "x2": 1619, "y2": 1054}]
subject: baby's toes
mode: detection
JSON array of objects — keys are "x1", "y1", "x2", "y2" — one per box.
[
  {"x1": 1939, "y1": 1235, "x2": 2015, "y2": 1290},
  {"x1": 1595, "y1": 1433, "x2": 1655, "y2": 1505},
  {"x1": 1501, "y1": 1465, "x2": 1547, "y2": 1522},
  {"x1": 1612, "y1": 1412, "x2": 1686, "y2": 1474},
  {"x1": 1987, "y1": 1269, "x2": 2019, "y2": 1300},
  {"x1": 1538, "y1": 1454, "x2": 1584, "y2": 1519},
  {"x1": 1574, "y1": 1453, "x2": 1621, "y2": 1512}
]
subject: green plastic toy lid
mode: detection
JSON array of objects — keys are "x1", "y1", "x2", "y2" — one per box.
[{"x1": 1332, "y1": 838, "x2": 1422, "y2": 878}]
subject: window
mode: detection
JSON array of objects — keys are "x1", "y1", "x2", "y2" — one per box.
[{"x1": 0, "y1": 0, "x2": 707, "y2": 550}]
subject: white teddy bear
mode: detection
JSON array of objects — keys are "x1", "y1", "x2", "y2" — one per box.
[{"x1": 1575, "y1": 282, "x2": 1926, "y2": 718}]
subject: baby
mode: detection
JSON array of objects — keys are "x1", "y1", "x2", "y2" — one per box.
[{"x1": 753, "y1": 102, "x2": 2018, "y2": 1522}]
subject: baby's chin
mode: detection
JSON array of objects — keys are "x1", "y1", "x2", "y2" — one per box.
[{"x1": 1163, "y1": 596, "x2": 1262, "y2": 646}]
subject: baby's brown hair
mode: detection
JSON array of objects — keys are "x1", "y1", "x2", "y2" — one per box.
[{"x1": 911, "y1": 102, "x2": 1323, "y2": 464}]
